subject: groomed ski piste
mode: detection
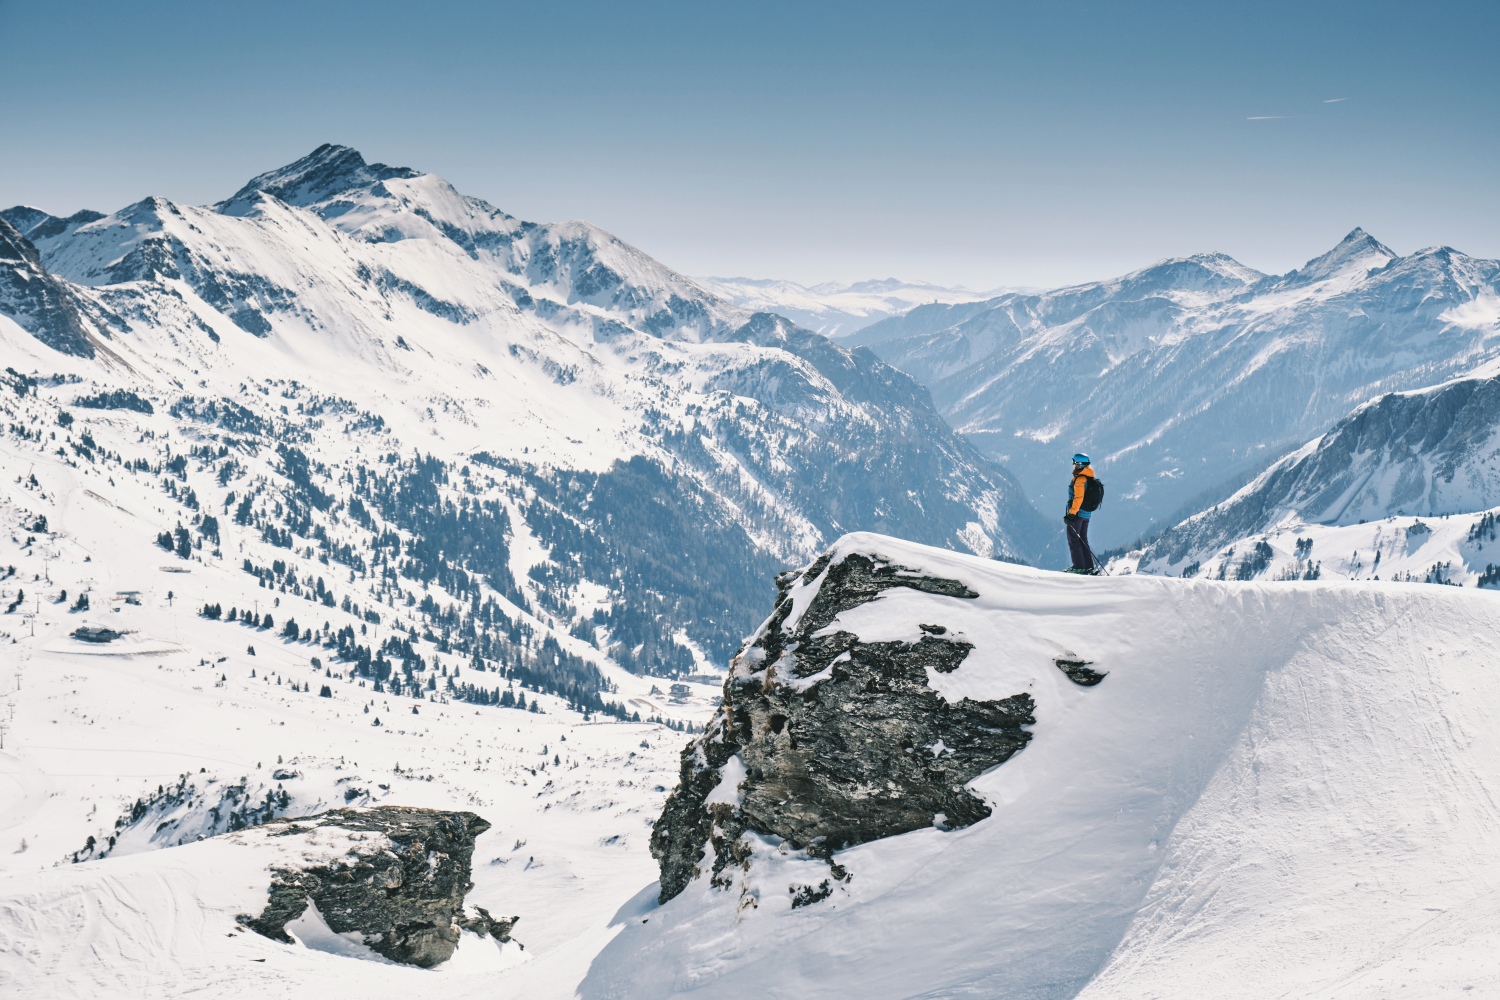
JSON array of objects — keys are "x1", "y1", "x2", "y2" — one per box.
[{"x1": 4, "y1": 514, "x2": 1499, "y2": 996}]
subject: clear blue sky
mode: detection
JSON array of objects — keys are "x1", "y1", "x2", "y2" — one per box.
[{"x1": 2, "y1": 0, "x2": 1496, "y2": 288}]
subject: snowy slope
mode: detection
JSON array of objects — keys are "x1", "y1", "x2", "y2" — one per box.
[
  {"x1": 3, "y1": 486, "x2": 1498, "y2": 998},
  {"x1": 1135, "y1": 505, "x2": 1500, "y2": 583},
  {"x1": 854, "y1": 230, "x2": 1500, "y2": 545},
  {"x1": 0, "y1": 370, "x2": 712, "y2": 999},
  {"x1": 0, "y1": 144, "x2": 1057, "y2": 688},
  {"x1": 1134, "y1": 366, "x2": 1500, "y2": 579},
  {"x1": 583, "y1": 533, "x2": 1500, "y2": 999},
  {"x1": 692, "y1": 276, "x2": 1011, "y2": 339}
]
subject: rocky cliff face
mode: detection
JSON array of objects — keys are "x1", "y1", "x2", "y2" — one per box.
[
  {"x1": 238, "y1": 806, "x2": 509, "y2": 967},
  {"x1": 650, "y1": 548, "x2": 1035, "y2": 904},
  {"x1": 0, "y1": 218, "x2": 95, "y2": 357}
]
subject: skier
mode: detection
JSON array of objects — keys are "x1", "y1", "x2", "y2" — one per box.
[{"x1": 1064, "y1": 453, "x2": 1100, "y2": 574}]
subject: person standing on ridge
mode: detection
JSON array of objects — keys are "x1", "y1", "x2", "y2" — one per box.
[{"x1": 1064, "y1": 453, "x2": 1102, "y2": 574}]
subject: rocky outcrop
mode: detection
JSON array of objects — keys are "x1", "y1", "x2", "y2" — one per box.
[
  {"x1": 0, "y1": 217, "x2": 95, "y2": 357},
  {"x1": 1055, "y1": 657, "x2": 1107, "y2": 686},
  {"x1": 650, "y1": 547, "x2": 1035, "y2": 904},
  {"x1": 238, "y1": 806, "x2": 508, "y2": 967}
]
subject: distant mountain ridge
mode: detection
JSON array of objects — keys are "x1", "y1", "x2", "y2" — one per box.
[
  {"x1": 1138, "y1": 365, "x2": 1500, "y2": 576},
  {"x1": 694, "y1": 274, "x2": 1014, "y2": 339},
  {"x1": 853, "y1": 228, "x2": 1500, "y2": 545}
]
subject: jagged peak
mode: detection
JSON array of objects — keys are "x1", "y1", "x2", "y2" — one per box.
[
  {"x1": 1282, "y1": 227, "x2": 1397, "y2": 285},
  {"x1": 1, "y1": 205, "x2": 56, "y2": 234},
  {"x1": 0, "y1": 206, "x2": 105, "y2": 244},
  {"x1": 0, "y1": 216, "x2": 43, "y2": 267},
  {"x1": 215, "y1": 143, "x2": 422, "y2": 215}
]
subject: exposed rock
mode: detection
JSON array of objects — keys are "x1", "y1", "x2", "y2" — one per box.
[
  {"x1": 1054, "y1": 658, "x2": 1107, "y2": 686},
  {"x1": 238, "y1": 806, "x2": 504, "y2": 967},
  {"x1": 459, "y1": 904, "x2": 520, "y2": 943},
  {"x1": 0, "y1": 217, "x2": 96, "y2": 357},
  {"x1": 650, "y1": 548, "x2": 1035, "y2": 904}
]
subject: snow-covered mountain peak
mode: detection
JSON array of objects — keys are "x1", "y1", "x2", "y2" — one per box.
[
  {"x1": 854, "y1": 227, "x2": 1500, "y2": 544},
  {"x1": 216, "y1": 143, "x2": 421, "y2": 216},
  {"x1": 2, "y1": 205, "x2": 58, "y2": 236},
  {"x1": 0, "y1": 144, "x2": 1056, "y2": 701},
  {"x1": 0, "y1": 207, "x2": 106, "y2": 248},
  {"x1": 1107, "y1": 251, "x2": 1265, "y2": 296},
  {"x1": 1282, "y1": 227, "x2": 1397, "y2": 287}
]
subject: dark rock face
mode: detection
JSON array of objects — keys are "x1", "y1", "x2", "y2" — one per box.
[
  {"x1": 238, "y1": 806, "x2": 508, "y2": 968},
  {"x1": 1055, "y1": 658, "x2": 1107, "y2": 686},
  {"x1": 651, "y1": 549, "x2": 1035, "y2": 904},
  {"x1": 0, "y1": 218, "x2": 95, "y2": 357}
]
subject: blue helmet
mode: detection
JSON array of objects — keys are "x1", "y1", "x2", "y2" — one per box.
[{"x1": 1072, "y1": 453, "x2": 1091, "y2": 465}]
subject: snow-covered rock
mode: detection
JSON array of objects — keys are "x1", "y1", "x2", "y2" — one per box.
[
  {"x1": 587, "y1": 532, "x2": 1500, "y2": 999},
  {"x1": 650, "y1": 548, "x2": 1033, "y2": 903},
  {"x1": 237, "y1": 806, "x2": 499, "y2": 968}
]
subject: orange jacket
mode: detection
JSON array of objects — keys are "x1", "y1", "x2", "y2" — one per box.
[{"x1": 1067, "y1": 465, "x2": 1095, "y2": 516}]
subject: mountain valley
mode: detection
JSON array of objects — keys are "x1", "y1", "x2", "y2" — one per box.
[{"x1": 3, "y1": 145, "x2": 1500, "y2": 1000}]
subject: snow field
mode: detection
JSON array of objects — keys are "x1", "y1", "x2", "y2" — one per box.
[{"x1": 0, "y1": 361, "x2": 719, "y2": 998}]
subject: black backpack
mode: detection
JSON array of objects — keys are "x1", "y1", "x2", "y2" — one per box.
[{"x1": 1081, "y1": 476, "x2": 1105, "y2": 513}]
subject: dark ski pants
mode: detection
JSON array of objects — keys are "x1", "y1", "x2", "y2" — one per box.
[{"x1": 1066, "y1": 517, "x2": 1094, "y2": 571}]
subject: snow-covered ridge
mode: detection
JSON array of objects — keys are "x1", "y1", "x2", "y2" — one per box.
[
  {"x1": 585, "y1": 532, "x2": 1500, "y2": 998},
  {"x1": 854, "y1": 227, "x2": 1500, "y2": 546},
  {"x1": 1136, "y1": 369, "x2": 1500, "y2": 578},
  {"x1": 4, "y1": 516, "x2": 1499, "y2": 996}
]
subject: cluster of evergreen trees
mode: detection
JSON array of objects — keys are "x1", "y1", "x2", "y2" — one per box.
[
  {"x1": 169, "y1": 393, "x2": 737, "y2": 717},
  {"x1": 74, "y1": 773, "x2": 294, "y2": 863}
]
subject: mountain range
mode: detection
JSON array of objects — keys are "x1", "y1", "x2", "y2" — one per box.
[
  {"x1": 1134, "y1": 363, "x2": 1500, "y2": 585},
  {"x1": 853, "y1": 229, "x2": 1500, "y2": 546},
  {"x1": 6, "y1": 144, "x2": 1500, "y2": 999},
  {"x1": 693, "y1": 275, "x2": 1010, "y2": 339},
  {"x1": 0, "y1": 144, "x2": 1054, "y2": 691}
]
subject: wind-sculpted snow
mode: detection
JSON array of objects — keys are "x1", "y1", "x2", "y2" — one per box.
[
  {"x1": 856, "y1": 228, "x2": 1500, "y2": 545},
  {"x1": 584, "y1": 533, "x2": 1500, "y2": 1000}
]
